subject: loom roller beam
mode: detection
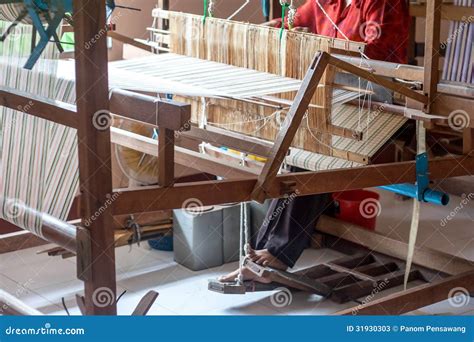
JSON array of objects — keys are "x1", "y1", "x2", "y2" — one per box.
[{"x1": 0, "y1": 0, "x2": 116, "y2": 69}]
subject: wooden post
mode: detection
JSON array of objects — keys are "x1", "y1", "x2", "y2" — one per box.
[
  {"x1": 407, "y1": 17, "x2": 417, "y2": 65},
  {"x1": 423, "y1": 0, "x2": 442, "y2": 113},
  {"x1": 73, "y1": 0, "x2": 117, "y2": 315},
  {"x1": 464, "y1": 129, "x2": 474, "y2": 155},
  {"x1": 158, "y1": 127, "x2": 175, "y2": 186}
]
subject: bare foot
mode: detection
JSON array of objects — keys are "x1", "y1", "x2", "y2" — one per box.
[
  {"x1": 247, "y1": 245, "x2": 288, "y2": 271},
  {"x1": 217, "y1": 267, "x2": 271, "y2": 284}
]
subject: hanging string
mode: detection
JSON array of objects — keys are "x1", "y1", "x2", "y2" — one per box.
[
  {"x1": 199, "y1": 97, "x2": 208, "y2": 129},
  {"x1": 203, "y1": 0, "x2": 214, "y2": 23},
  {"x1": 305, "y1": 114, "x2": 335, "y2": 151},
  {"x1": 237, "y1": 201, "x2": 250, "y2": 285},
  {"x1": 227, "y1": 0, "x2": 250, "y2": 20},
  {"x1": 208, "y1": 108, "x2": 289, "y2": 136},
  {"x1": 279, "y1": 0, "x2": 291, "y2": 39},
  {"x1": 287, "y1": 1, "x2": 297, "y2": 30},
  {"x1": 315, "y1": 0, "x2": 349, "y2": 41}
]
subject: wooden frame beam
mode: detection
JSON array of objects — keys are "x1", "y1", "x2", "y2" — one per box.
[
  {"x1": 107, "y1": 31, "x2": 153, "y2": 52},
  {"x1": 112, "y1": 155, "x2": 474, "y2": 215},
  {"x1": 0, "y1": 231, "x2": 47, "y2": 255},
  {"x1": 73, "y1": 0, "x2": 117, "y2": 316},
  {"x1": 183, "y1": 125, "x2": 272, "y2": 158},
  {"x1": 251, "y1": 52, "x2": 330, "y2": 203},
  {"x1": 109, "y1": 89, "x2": 191, "y2": 131},
  {"x1": 0, "y1": 86, "x2": 78, "y2": 128},
  {"x1": 110, "y1": 127, "x2": 259, "y2": 179},
  {"x1": 410, "y1": 3, "x2": 474, "y2": 22},
  {"x1": 327, "y1": 55, "x2": 429, "y2": 104},
  {"x1": 317, "y1": 216, "x2": 474, "y2": 276},
  {"x1": 423, "y1": 0, "x2": 442, "y2": 113},
  {"x1": 335, "y1": 270, "x2": 474, "y2": 315}
]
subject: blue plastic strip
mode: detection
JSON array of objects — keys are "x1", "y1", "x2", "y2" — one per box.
[
  {"x1": 416, "y1": 152, "x2": 429, "y2": 201},
  {"x1": 0, "y1": 316, "x2": 472, "y2": 342},
  {"x1": 379, "y1": 152, "x2": 449, "y2": 206},
  {"x1": 379, "y1": 184, "x2": 449, "y2": 206}
]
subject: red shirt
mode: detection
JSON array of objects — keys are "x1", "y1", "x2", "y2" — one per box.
[{"x1": 280, "y1": 0, "x2": 410, "y2": 63}]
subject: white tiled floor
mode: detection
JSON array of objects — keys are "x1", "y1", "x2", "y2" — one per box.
[{"x1": 0, "y1": 190, "x2": 473, "y2": 315}]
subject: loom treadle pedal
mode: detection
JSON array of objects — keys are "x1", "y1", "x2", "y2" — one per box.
[
  {"x1": 208, "y1": 280, "x2": 246, "y2": 294},
  {"x1": 208, "y1": 279, "x2": 282, "y2": 294}
]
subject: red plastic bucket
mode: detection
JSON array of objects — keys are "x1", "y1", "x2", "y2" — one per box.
[{"x1": 332, "y1": 190, "x2": 381, "y2": 230}]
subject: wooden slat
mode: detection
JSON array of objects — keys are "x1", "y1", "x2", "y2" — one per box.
[
  {"x1": 327, "y1": 55, "x2": 429, "y2": 104},
  {"x1": 431, "y1": 94, "x2": 474, "y2": 124},
  {"x1": 110, "y1": 127, "x2": 259, "y2": 179},
  {"x1": 331, "y1": 270, "x2": 422, "y2": 304},
  {"x1": 183, "y1": 125, "x2": 272, "y2": 158},
  {"x1": 335, "y1": 270, "x2": 474, "y2": 315},
  {"x1": 0, "y1": 86, "x2": 78, "y2": 128},
  {"x1": 317, "y1": 216, "x2": 474, "y2": 275},
  {"x1": 0, "y1": 231, "x2": 47, "y2": 255},
  {"x1": 108, "y1": 31, "x2": 153, "y2": 52},
  {"x1": 332, "y1": 54, "x2": 425, "y2": 83},
  {"x1": 423, "y1": 0, "x2": 442, "y2": 112},
  {"x1": 73, "y1": 0, "x2": 117, "y2": 316},
  {"x1": 131, "y1": 291, "x2": 159, "y2": 316},
  {"x1": 109, "y1": 89, "x2": 191, "y2": 131},
  {"x1": 410, "y1": 3, "x2": 474, "y2": 21},
  {"x1": 158, "y1": 127, "x2": 175, "y2": 186}
]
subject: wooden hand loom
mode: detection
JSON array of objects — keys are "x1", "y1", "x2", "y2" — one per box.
[{"x1": 1, "y1": 1, "x2": 473, "y2": 315}]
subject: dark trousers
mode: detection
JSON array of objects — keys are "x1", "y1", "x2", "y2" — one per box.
[{"x1": 254, "y1": 193, "x2": 332, "y2": 268}]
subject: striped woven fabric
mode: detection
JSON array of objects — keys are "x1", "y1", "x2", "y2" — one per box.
[
  {"x1": 0, "y1": 4, "x2": 29, "y2": 23},
  {"x1": 285, "y1": 104, "x2": 407, "y2": 171},
  {"x1": 442, "y1": 0, "x2": 473, "y2": 84},
  {"x1": 286, "y1": 148, "x2": 362, "y2": 171},
  {"x1": 331, "y1": 104, "x2": 407, "y2": 158},
  {"x1": 0, "y1": 20, "x2": 78, "y2": 236}
]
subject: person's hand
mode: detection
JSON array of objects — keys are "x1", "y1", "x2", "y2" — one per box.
[{"x1": 262, "y1": 19, "x2": 280, "y2": 27}]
